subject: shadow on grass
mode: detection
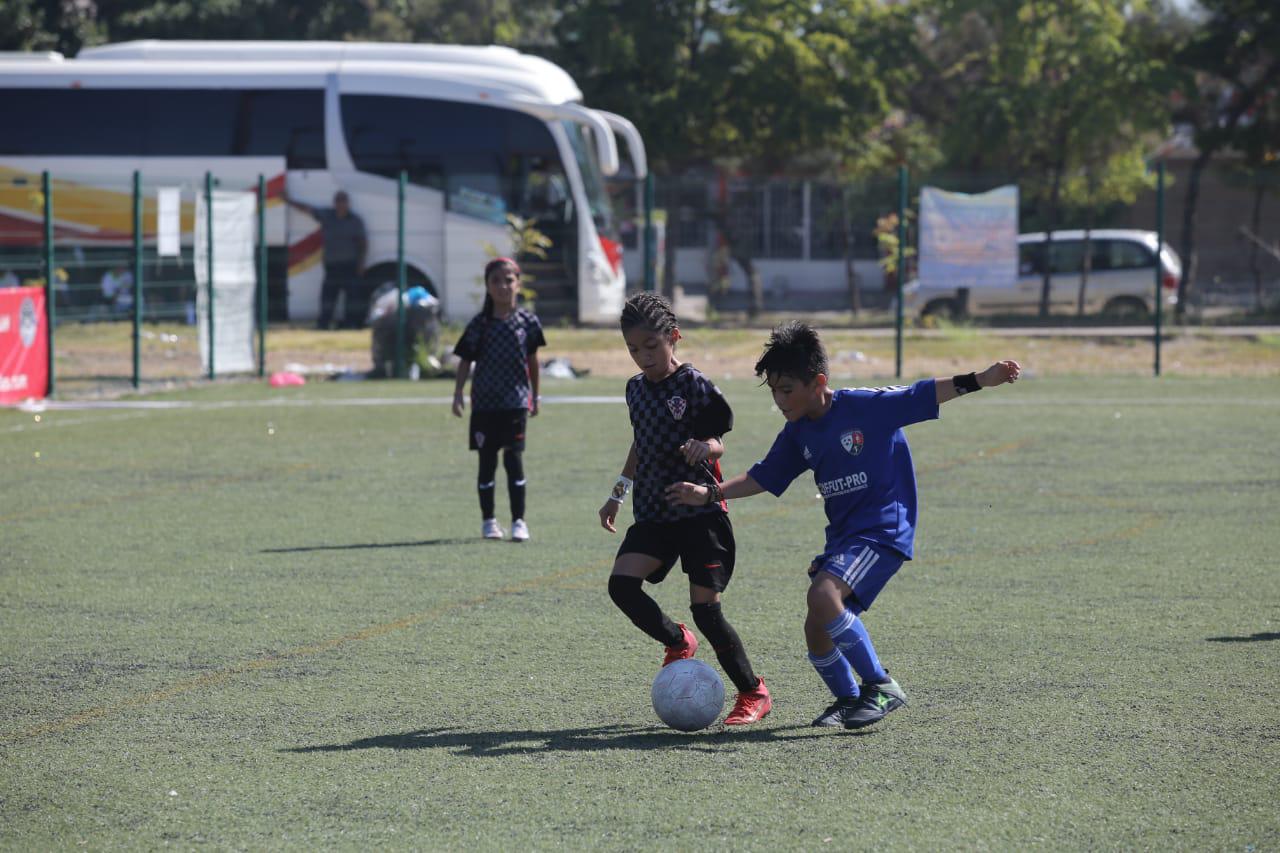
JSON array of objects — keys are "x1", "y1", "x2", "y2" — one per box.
[
  {"x1": 1206, "y1": 632, "x2": 1280, "y2": 643},
  {"x1": 261, "y1": 538, "x2": 472, "y2": 553},
  {"x1": 284, "y1": 723, "x2": 858, "y2": 756}
]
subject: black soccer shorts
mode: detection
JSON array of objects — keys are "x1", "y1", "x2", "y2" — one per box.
[
  {"x1": 469, "y1": 408, "x2": 528, "y2": 452},
  {"x1": 617, "y1": 512, "x2": 736, "y2": 592}
]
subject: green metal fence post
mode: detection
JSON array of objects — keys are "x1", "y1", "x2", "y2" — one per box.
[
  {"x1": 205, "y1": 171, "x2": 215, "y2": 380},
  {"x1": 1154, "y1": 161, "x2": 1164, "y2": 378},
  {"x1": 132, "y1": 170, "x2": 143, "y2": 389},
  {"x1": 42, "y1": 171, "x2": 55, "y2": 396},
  {"x1": 643, "y1": 172, "x2": 655, "y2": 291},
  {"x1": 895, "y1": 165, "x2": 907, "y2": 380},
  {"x1": 257, "y1": 175, "x2": 267, "y2": 378},
  {"x1": 396, "y1": 170, "x2": 407, "y2": 379}
]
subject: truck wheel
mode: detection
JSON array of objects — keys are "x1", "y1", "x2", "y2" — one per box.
[{"x1": 1102, "y1": 296, "x2": 1150, "y2": 321}]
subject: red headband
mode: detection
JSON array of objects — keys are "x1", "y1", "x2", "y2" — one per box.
[{"x1": 485, "y1": 257, "x2": 520, "y2": 278}]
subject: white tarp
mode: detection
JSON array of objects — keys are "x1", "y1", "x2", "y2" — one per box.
[
  {"x1": 195, "y1": 190, "x2": 257, "y2": 375},
  {"x1": 156, "y1": 187, "x2": 181, "y2": 257},
  {"x1": 919, "y1": 185, "x2": 1018, "y2": 289}
]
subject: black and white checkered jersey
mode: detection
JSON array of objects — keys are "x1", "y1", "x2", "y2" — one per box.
[
  {"x1": 454, "y1": 308, "x2": 546, "y2": 412},
  {"x1": 626, "y1": 363, "x2": 734, "y2": 523}
]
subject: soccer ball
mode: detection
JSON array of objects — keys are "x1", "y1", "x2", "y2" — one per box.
[{"x1": 651, "y1": 659, "x2": 725, "y2": 732}]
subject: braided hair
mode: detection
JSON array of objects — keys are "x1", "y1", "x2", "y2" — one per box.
[{"x1": 619, "y1": 292, "x2": 679, "y2": 337}]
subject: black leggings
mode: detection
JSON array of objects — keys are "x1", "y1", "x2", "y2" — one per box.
[{"x1": 478, "y1": 447, "x2": 526, "y2": 521}]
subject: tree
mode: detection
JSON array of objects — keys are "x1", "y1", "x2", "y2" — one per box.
[
  {"x1": 552, "y1": 0, "x2": 911, "y2": 317},
  {"x1": 365, "y1": 0, "x2": 557, "y2": 46},
  {"x1": 0, "y1": 0, "x2": 103, "y2": 54},
  {"x1": 102, "y1": 0, "x2": 374, "y2": 42},
  {"x1": 1169, "y1": 0, "x2": 1280, "y2": 320},
  {"x1": 910, "y1": 0, "x2": 1173, "y2": 317},
  {"x1": 1222, "y1": 93, "x2": 1280, "y2": 310}
]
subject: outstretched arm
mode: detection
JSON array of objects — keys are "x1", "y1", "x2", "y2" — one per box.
[
  {"x1": 665, "y1": 471, "x2": 766, "y2": 507},
  {"x1": 935, "y1": 360, "x2": 1021, "y2": 405},
  {"x1": 283, "y1": 194, "x2": 315, "y2": 218}
]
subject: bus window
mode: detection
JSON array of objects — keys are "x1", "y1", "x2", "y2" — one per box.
[
  {"x1": 0, "y1": 87, "x2": 322, "y2": 165},
  {"x1": 144, "y1": 89, "x2": 239, "y2": 156},
  {"x1": 561, "y1": 121, "x2": 615, "y2": 238},
  {"x1": 0, "y1": 89, "x2": 146, "y2": 154},
  {"x1": 341, "y1": 94, "x2": 568, "y2": 225},
  {"x1": 235, "y1": 90, "x2": 326, "y2": 169}
]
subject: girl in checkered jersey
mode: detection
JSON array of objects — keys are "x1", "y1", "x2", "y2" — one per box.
[
  {"x1": 452, "y1": 258, "x2": 546, "y2": 542},
  {"x1": 597, "y1": 292, "x2": 772, "y2": 726}
]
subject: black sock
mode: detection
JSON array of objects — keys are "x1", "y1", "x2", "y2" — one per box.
[
  {"x1": 690, "y1": 601, "x2": 758, "y2": 693},
  {"x1": 608, "y1": 575, "x2": 683, "y2": 646},
  {"x1": 504, "y1": 448, "x2": 526, "y2": 520},
  {"x1": 477, "y1": 448, "x2": 498, "y2": 519}
]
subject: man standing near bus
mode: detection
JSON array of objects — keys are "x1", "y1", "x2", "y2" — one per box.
[{"x1": 285, "y1": 190, "x2": 368, "y2": 329}]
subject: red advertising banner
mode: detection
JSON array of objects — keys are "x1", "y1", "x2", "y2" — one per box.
[{"x1": 0, "y1": 286, "x2": 49, "y2": 404}]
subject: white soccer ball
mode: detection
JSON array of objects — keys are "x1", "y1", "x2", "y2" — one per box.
[{"x1": 651, "y1": 659, "x2": 725, "y2": 732}]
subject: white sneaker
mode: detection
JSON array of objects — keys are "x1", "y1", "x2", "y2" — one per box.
[
  {"x1": 511, "y1": 519, "x2": 530, "y2": 542},
  {"x1": 482, "y1": 518, "x2": 504, "y2": 540}
]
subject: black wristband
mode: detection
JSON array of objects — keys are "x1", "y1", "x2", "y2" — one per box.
[
  {"x1": 705, "y1": 481, "x2": 723, "y2": 506},
  {"x1": 953, "y1": 372, "x2": 982, "y2": 395}
]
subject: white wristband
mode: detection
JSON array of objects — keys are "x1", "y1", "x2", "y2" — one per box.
[{"x1": 608, "y1": 475, "x2": 634, "y2": 504}]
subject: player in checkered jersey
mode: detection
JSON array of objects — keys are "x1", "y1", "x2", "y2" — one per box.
[
  {"x1": 598, "y1": 293, "x2": 772, "y2": 726},
  {"x1": 668, "y1": 322, "x2": 1020, "y2": 730},
  {"x1": 453, "y1": 258, "x2": 546, "y2": 542}
]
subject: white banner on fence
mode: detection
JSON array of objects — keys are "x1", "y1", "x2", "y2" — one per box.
[
  {"x1": 156, "y1": 187, "x2": 181, "y2": 257},
  {"x1": 195, "y1": 190, "x2": 257, "y2": 375},
  {"x1": 919, "y1": 185, "x2": 1018, "y2": 289}
]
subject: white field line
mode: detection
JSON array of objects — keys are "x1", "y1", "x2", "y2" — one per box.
[{"x1": 5, "y1": 392, "x2": 1280, "y2": 433}]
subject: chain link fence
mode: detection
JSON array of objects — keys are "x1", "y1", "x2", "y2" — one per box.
[{"x1": 643, "y1": 164, "x2": 1280, "y2": 324}]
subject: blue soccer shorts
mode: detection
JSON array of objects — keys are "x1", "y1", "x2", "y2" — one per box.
[{"x1": 807, "y1": 539, "x2": 904, "y2": 614}]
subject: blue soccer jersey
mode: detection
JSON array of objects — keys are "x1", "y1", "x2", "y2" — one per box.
[{"x1": 747, "y1": 380, "x2": 939, "y2": 559}]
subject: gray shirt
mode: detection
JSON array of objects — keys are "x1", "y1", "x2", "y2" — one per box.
[{"x1": 312, "y1": 208, "x2": 367, "y2": 266}]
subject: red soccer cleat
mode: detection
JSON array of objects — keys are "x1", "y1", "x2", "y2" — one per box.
[
  {"x1": 724, "y1": 677, "x2": 772, "y2": 725},
  {"x1": 662, "y1": 623, "x2": 699, "y2": 667}
]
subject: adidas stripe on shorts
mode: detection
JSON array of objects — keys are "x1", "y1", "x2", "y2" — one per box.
[{"x1": 808, "y1": 538, "x2": 904, "y2": 613}]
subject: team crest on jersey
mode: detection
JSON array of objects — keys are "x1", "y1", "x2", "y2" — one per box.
[
  {"x1": 802, "y1": 445, "x2": 812, "y2": 461},
  {"x1": 666, "y1": 396, "x2": 687, "y2": 421},
  {"x1": 840, "y1": 429, "x2": 864, "y2": 456}
]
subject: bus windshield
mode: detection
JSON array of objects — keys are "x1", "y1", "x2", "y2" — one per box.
[{"x1": 561, "y1": 121, "x2": 615, "y2": 238}]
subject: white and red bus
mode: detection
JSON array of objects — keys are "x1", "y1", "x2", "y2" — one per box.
[{"x1": 0, "y1": 41, "x2": 647, "y2": 324}]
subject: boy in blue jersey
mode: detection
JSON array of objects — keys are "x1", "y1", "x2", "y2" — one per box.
[{"x1": 667, "y1": 322, "x2": 1020, "y2": 729}]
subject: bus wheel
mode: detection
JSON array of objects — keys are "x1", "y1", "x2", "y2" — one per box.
[{"x1": 362, "y1": 264, "x2": 434, "y2": 299}]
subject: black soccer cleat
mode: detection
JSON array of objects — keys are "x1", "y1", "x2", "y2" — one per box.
[
  {"x1": 811, "y1": 696, "x2": 860, "y2": 728},
  {"x1": 811, "y1": 677, "x2": 907, "y2": 729},
  {"x1": 843, "y1": 677, "x2": 907, "y2": 729}
]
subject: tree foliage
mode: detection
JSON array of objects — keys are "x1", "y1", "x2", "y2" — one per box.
[{"x1": 8, "y1": 0, "x2": 1276, "y2": 315}]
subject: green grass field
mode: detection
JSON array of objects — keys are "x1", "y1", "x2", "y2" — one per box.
[{"x1": 3, "y1": 375, "x2": 1278, "y2": 849}]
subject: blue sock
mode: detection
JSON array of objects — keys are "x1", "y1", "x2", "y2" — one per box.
[
  {"x1": 808, "y1": 648, "x2": 859, "y2": 699},
  {"x1": 826, "y1": 609, "x2": 888, "y2": 684}
]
